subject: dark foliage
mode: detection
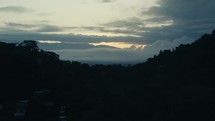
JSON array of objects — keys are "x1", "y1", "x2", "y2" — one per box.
[{"x1": 0, "y1": 30, "x2": 215, "y2": 121}]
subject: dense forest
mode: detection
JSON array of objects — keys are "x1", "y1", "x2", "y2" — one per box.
[{"x1": 0, "y1": 30, "x2": 215, "y2": 121}]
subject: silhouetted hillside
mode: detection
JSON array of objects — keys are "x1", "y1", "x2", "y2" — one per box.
[
  {"x1": 133, "y1": 29, "x2": 215, "y2": 87},
  {"x1": 1, "y1": 30, "x2": 215, "y2": 121}
]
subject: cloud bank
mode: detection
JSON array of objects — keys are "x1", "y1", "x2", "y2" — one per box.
[{"x1": 0, "y1": 6, "x2": 33, "y2": 13}]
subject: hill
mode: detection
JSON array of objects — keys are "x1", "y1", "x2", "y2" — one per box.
[{"x1": 0, "y1": 30, "x2": 215, "y2": 120}]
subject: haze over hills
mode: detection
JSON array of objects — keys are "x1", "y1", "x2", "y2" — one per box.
[{"x1": 0, "y1": 29, "x2": 215, "y2": 120}]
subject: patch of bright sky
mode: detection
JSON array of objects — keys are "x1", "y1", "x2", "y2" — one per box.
[
  {"x1": 89, "y1": 42, "x2": 146, "y2": 49},
  {"x1": 38, "y1": 40, "x2": 62, "y2": 44}
]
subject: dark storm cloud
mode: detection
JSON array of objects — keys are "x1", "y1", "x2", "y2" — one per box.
[
  {"x1": 0, "y1": 6, "x2": 33, "y2": 13},
  {"x1": 145, "y1": 0, "x2": 215, "y2": 20},
  {"x1": 141, "y1": 0, "x2": 215, "y2": 41}
]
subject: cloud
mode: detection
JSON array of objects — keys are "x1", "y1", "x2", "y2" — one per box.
[
  {"x1": 36, "y1": 25, "x2": 64, "y2": 32},
  {"x1": 101, "y1": 17, "x2": 173, "y2": 37},
  {"x1": 104, "y1": 18, "x2": 143, "y2": 28},
  {"x1": 64, "y1": 26, "x2": 105, "y2": 32},
  {"x1": 2, "y1": 21, "x2": 147, "y2": 38},
  {"x1": 99, "y1": 0, "x2": 116, "y2": 3},
  {"x1": 144, "y1": 36, "x2": 194, "y2": 52},
  {"x1": 140, "y1": 0, "x2": 215, "y2": 41},
  {"x1": 145, "y1": 0, "x2": 215, "y2": 20},
  {"x1": 100, "y1": 18, "x2": 145, "y2": 36},
  {"x1": 3, "y1": 22, "x2": 70, "y2": 33},
  {"x1": 99, "y1": 0, "x2": 215, "y2": 43},
  {"x1": 5, "y1": 22, "x2": 38, "y2": 29},
  {"x1": 37, "y1": 12, "x2": 54, "y2": 16},
  {"x1": 0, "y1": 6, "x2": 33, "y2": 13},
  {"x1": 0, "y1": 32, "x2": 142, "y2": 44}
]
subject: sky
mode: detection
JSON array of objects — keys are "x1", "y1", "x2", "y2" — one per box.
[{"x1": 0, "y1": 0, "x2": 215, "y2": 64}]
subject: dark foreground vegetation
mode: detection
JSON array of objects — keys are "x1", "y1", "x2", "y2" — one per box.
[{"x1": 0, "y1": 30, "x2": 215, "y2": 121}]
